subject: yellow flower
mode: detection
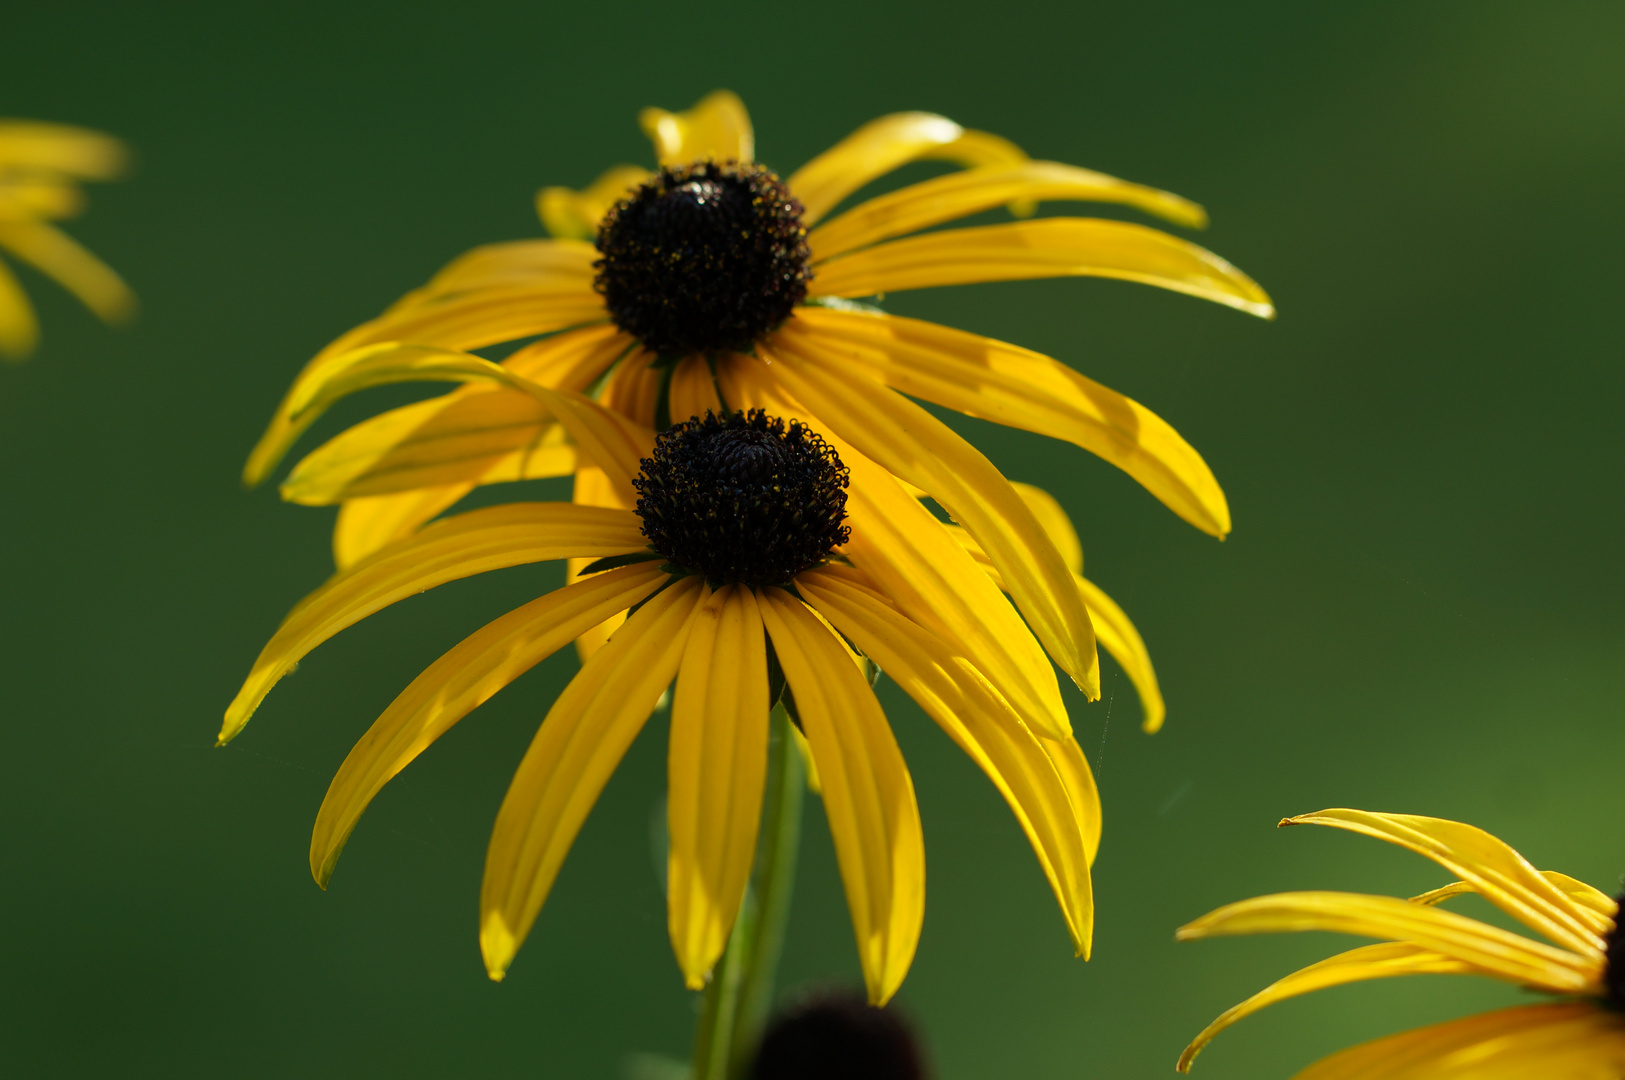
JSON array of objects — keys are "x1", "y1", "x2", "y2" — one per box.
[
  {"x1": 0, "y1": 120, "x2": 134, "y2": 359},
  {"x1": 220, "y1": 396, "x2": 1108, "y2": 1003},
  {"x1": 239, "y1": 91, "x2": 1257, "y2": 732},
  {"x1": 1177, "y1": 808, "x2": 1625, "y2": 1079}
]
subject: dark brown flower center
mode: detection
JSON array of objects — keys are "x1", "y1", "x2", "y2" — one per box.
[
  {"x1": 633, "y1": 410, "x2": 848, "y2": 586},
  {"x1": 594, "y1": 162, "x2": 810, "y2": 356}
]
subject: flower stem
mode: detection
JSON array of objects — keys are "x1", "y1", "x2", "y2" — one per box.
[{"x1": 689, "y1": 704, "x2": 805, "y2": 1080}]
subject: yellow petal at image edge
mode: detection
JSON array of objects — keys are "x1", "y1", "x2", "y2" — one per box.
[{"x1": 1295, "y1": 1002, "x2": 1625, "y2": 1080}]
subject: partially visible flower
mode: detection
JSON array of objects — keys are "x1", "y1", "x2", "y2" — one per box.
[
  {"x1": 0, "y1": 120, "x2": 134, "y2": 359},
  {"x1": 240, "y1": 90, "x2": 1274, "y2": 730},
  {"x1": 221, "y1": 395, "x2": 1106, "y2": 1003},
  {"x1": 1177, "y1": 808, "x2": 1625, "y2": 1079}
]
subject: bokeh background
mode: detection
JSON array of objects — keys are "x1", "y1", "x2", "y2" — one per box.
[{"x1": 3, "y1": 2, "x2": 1623, "y2": 1076}]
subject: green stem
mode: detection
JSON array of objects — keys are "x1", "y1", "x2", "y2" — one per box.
[{"x1": 689, "y1": 704, "x2": 806, "y2": 1080}]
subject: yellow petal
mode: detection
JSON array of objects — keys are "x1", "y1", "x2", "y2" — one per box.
[
  {"x1": 282, "y1": 390, "x2": 570, "y2": 505},
  {"x1": 720, "y1": 351, "x2": 1071, "y2": 740},
  {"x1": 1177, "y1": 942, "x2": 1477, "y2": 1072},
  {"x1": 481, "y1": 575, "x2": 706, "y2": 980},
  {"x1": 808, "y1": 218, "x2": 1274, "y2": 319},
  {"x1": 0, "y1": 176, "x2": 84, "y2": 221},
  {"x1": 566, "y1": 465, "x2": 638, "y2": 662},
  {"x1": 219, "y1": 503, "x2": 646, "y2": 745},
  {"x1": 798, "y1": 568, "x2": 1094, "y2": 956},
  {"x1": 1412, "y1": 872, "x2": 1617, "y2": 936},
  {"x1": 757, "y1": 587, "x2": 924, "y2": 1005},
  {"x1": 299, "y1": 324, "x2": 628, "y2": 513},
  {"x1": 310, "y1": 563, "x2": 667, "y2": 887},
  {"x1": 640, "y1": 91, "x2": 753, "y2": 166},
  {"x1": 788, "y1": 112, "x2": 1027, "y2": 226},
  {"x1": 0, "y1": 120, "x2": 127, "y2": 179},
  {"x1": 667, "y1": 586, "x2": 770, "y2": 988},
  {"x1": 394, "y1": 240, "x2": 598, "y2": 310},
  {"x1": 1175, "y1": 890, "x2": 1599, "y2": 994},
  {"x1": 668, "y1": 354, "x2": 725, "y2": 424},
  {"x1": 809, "y1": 160, "x2": 1207, "y2": 263},
  {"x1": 1283, "y1": 810, "x2": 1607, "y2": 958},
  {"x1": 537, "y1": 166, "x2": 652, "y2": 240},
  {"x1": 0, "y1": 219, "x2": 134, "y2": 323},
  {"x1": 1010, "y1": 482, "x2": 1083, "y2": 573},
  {"x1": 1293, "y1": 1002, "x2": 1625, "y2": 1080},
  {"x1": 759, "y1": 341, "x2": 1099, "y2": 699},
  {"x1": 333, "y1": 485, "x2": 470, "y2": 571},
  {"x1": 781, "y1": 308, "x2": 1229, "y2": 537},
  {"x1": 0, "y1": 256, "x2": 39, "y2": 360}
]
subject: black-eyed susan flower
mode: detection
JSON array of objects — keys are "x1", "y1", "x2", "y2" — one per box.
[
  {"x1": 221, "y1": 388, "x2": 1105, "y2": 1003},
  {"x1": 1177, "y1": 808, "x2": 1625, "y2": 1079},
  {"x1": 0, "y1": 120, "x2": 134, "y2": 359},
  {"x1": 240, "y1": 90, "x2": 1246, "y2": 733}
]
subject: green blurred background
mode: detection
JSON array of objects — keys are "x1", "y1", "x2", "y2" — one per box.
[{"x1": 3, "y1": 2, "x2": 1623, "y2": 1076}]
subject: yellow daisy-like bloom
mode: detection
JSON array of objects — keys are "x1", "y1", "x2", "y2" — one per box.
[
  {"x1": 237, "y1": 90, "x2": 1269, "y2": 727},
  {"x1": 0, "y1": 120, "x2": 134, "y2": 359},
  {"x1": 221, "y1": 386, "x2": 1106, "y2": 1004},
  {"x1": 1177, "y1": 809, "x2": 1625, "y2": 1079}
]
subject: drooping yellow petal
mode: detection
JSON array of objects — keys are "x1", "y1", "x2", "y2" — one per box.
[
  {"x1": 481, "y1": 576, "x2": 705, "y2": 980},
  {"x1": 299, "y1": 325, "x2": 627, "y2": 513},
  {"x1": 243, "y1": 294, "x2": 605, "y2": 486},
  {"x1": 1283, "y1": 810, "x2": 1607, "y2": 958},
  {"x1": 0, "y1": 219, "x2": 134, "y2": 323},
  {"x1": 219, "y1": 503, "x2": 646, "y2": 745},
  {"x1": 0, "y1": 256, "x2": 39, "y2": 360},
  {"x1": 759, "y1": 341, "x2": 1098, "y2": 699},
  {"x1": 391, "y1": 239, "x2": 598, "y2": 310},
  {"x1": 1010, "y1": 482, "x2": 1083, "y2": 573},
  {"x1": 640, "y1": 91, "x2": 753, "y2": 166},
  {"x1": 537, "y1": 166, "x2": 652, "y2": 240},
  {"x1": 0, "y1": 121, "x2": 127, "y2": 179},
  {"x1": 333, "y1": 485, "x2": 470, "y2": 571},
  {"x1": 1175, "y1": 890, "x2": 1599, "y2": 994},
  {"x1": 757, "y1": 587, "x2": 924, "y2": 1005},
  {"x1": 1293, "y1": 1002, "x2": 1625, "y2": 1080},
  {"x1": 1177, "y1": 942, "x2": 1477, "y2": 1072},
  {"x1": 720, "y1": 351, "x2": 1070, "y2": 740},
  {"x1": 1074, "y1": 576, "x2": 1164, "y2": 732},
  {"x1": 809, "y1": 160, "x2": 1207, "y2": 263},
  {"x1": 808, "y1": 218, "x2": 1275, "y2": 319},
  {"x1": 254, "y1": 345, "x2": 646, "y2": 504},
  {"x1": 667, "y1": 586, "x2": 770, "y2": 988},
  {"x1": 788, "y1": 112, "x2": 1028, "y2": 226},
  {"x1": 780, "y1": 308, "x2": 1230, "y2": 537},
  {"x1": 283, "y1": 391, "x2": 573, "y2": 505},
  {"x1": 798, "y1": 567, "x2": 1094, "y2": 956},
  {"x1": 310, "y1": 563, "x2": 667, "y2": 887}
]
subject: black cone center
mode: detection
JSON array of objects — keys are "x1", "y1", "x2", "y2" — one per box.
[
  {"x1": 595, "y1": 162, "x2": 810, "y2": 356},
  {"x1": 634, "y1": 410, "x2": 849, "y2": 586}
]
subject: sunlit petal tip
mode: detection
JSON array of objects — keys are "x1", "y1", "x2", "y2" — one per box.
[{"x1": 480, "y1": 911, "x2": 517, "y2": 982}]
